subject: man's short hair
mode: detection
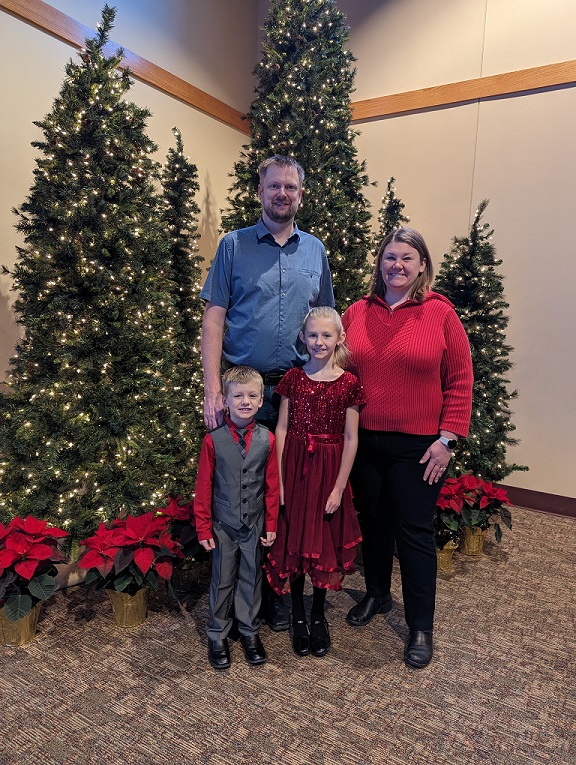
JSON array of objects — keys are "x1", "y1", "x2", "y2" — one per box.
[
  {"x1": 222, "y1": 366, "x2": 264, "y2": 397},
  {"x1": 258, "y1": 155, "x2": 305, "y2": 187}
]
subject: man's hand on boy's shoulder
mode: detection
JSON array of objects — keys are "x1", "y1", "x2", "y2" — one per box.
[
  {"x1": 260, "y1": 531, "x2": 276, "y2": 547},
  {"x1": 200, "y1": 538, "x2": 216, "y2": 550}
]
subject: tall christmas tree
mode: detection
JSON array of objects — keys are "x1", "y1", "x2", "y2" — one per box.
[
  {"x1": 221, "y1": 0, "x2": 373, "y2": 312},
  {"x1": 372, "y1": 177, "x2": 410, "y2": 254},
  {"x1": 434, "y1": 199, "x2": 528, "y2": 481},
  {"x1": 161, "y1": 127, "x2": 204, "y2": 460},
  {"x1": 0, "y1": 7, "x2": 197, "y2": 544}
]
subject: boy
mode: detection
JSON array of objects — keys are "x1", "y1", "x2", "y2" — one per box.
[{"x1": 194, "y1": 366, "x2": 279, "y2": 669}]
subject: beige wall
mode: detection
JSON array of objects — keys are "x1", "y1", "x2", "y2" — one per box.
[
  {"x1": 2, "y1": 0, "x2": 575, "y2": 498},
  {"x1": 330, "y1": 0, "x2": 576, "y2": 499}
]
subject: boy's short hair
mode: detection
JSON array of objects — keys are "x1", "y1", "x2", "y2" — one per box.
[{"x1": 222, "y1": 366, "x2": 264, "y2": 397}]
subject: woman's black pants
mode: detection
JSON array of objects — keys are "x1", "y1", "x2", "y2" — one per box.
[{"x1": 351, "y1": 430, "x2": 444, "y2": 632}]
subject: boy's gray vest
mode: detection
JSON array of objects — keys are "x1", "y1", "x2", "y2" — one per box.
[{"x1": 210, "y1": 422, "x2": 270, "y2": 530}]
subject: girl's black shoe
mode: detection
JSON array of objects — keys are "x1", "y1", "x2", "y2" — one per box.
[
  {"x1": 310, "y1": 618, "x2": 331, "y2": 657},
  {"x1": 291, "y1": 619, "x2": 310, "y2": 656}
]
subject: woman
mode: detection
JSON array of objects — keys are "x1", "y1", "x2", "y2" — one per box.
[{"x1": 342, "y1": 227, "x2": 473, "y2": 669}]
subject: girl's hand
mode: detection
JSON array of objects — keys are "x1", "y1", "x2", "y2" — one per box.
[
  {"x1": 260, "y1": 531, "x2": 276, "y2": 547},
  {"x1": 420, "y1": 440, "x2": 452, "y2": 484},
  {"x1": 200, "y1": 538, "x2": 216, "y2": 550},
  {"x1": 325, "y1": 487, "x2": 343, "y2": 514}
]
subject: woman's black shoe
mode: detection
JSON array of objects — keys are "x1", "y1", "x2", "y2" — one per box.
[
  {"x1": 404, "y1": 630, "x2": 433, "y2": 669},
  {"x1": 346, "y1": 593, "x2": 393, "y2": 627},
  {"x1": 291, "y1": 619, "x2": 310, "y2": 657},
  {"x1": 310, "y1": 618, "x2": 331, "y2": 657}
]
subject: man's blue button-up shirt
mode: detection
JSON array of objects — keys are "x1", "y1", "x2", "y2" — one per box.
[{"x1": 201, "y1": 218, "x2": 334, "y2": 372}]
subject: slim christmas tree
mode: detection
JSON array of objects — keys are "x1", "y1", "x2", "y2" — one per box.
[
  {"x1": 372, "y1": 177, "x2": 410, "y2": 254},
  {"x1": 434, "y1": 199, "x2": 528, "y2": 481},
  {"x1": 0, "y1": 7, "x2": 197, "y2": 543},
  {"x1": 221, "y1": 0, "x2": 373, "y2": 312},
  {"x1": 161, "y1": 127, "x2": 204, "y2": 456}
]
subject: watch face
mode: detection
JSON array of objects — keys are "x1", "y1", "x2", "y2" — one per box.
[{"x1": 447, "y1": 439, "x2": 457, "y2": 449}]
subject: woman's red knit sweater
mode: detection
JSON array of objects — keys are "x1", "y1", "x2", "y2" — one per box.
[{"x1": 342, "y1": 292, "x2": 473, "y2": 437}]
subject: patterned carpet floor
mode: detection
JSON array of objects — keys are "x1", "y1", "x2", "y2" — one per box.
[{"x1": 1, "y1": 506, "x2": 575, "y2": 765}]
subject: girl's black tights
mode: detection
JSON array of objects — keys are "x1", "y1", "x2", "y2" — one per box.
[{"x1": 290, "y1": 574, "x2": 327, "y2": 622}]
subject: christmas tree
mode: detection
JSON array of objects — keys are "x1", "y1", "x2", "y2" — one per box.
[
  {"x1": 434, "y1": 199, "x2": 528, "y2": 481},
  {"x1": 161, "y1": 127, "x2": 204, "y2": 457},
  {"x1": 221, "y1": 0, "x2": 373, "y2": 313},
  {"x1": 372, "y1": 177, "x2": 410, "y2": 254},
  {"x1": 0, "y1": 7, "x2": 197, "y2": 544}
]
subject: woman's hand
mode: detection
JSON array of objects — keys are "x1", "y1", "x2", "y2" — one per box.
[
  {"x1": 420, "y1": 440, "x2": 452, "y2": 484},
  {"x1": 325, "y1": 487, "x2": 343, "y2": 514}
]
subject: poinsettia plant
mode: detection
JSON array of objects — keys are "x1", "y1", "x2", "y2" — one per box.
[
  {"x1": 155, "y1": 497, "x2": 203, "y2": 559},
  {"x1": 0, "y1": 515, "x2": 68, "y2": 621},
  {"x1": 436, "y1": 474, "x2": 512, "y2": 543},
  {"x1": 77, "y1": 511, "x2": 184, "y2": 596}
]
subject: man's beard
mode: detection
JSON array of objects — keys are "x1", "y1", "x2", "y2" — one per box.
[{"x1": 264, "y1": 199, "x2": 299, "y2": 223}]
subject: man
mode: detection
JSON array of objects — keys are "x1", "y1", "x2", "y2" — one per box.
[{"x1": 200, "y1": 155, "x2": 334, "y2": 629}]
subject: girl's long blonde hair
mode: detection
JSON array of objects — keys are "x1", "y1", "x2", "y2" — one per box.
[{"x1": 300, "y1": 306, "x2": 351, "y2": 369}]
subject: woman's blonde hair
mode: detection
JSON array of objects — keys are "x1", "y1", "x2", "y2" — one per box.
[
  {"x1": 300, "y1": 306, "x2": 351, "y2": 369},
  {"x1": 368, "y1": 227, "x2": 434, "y2": 302}
]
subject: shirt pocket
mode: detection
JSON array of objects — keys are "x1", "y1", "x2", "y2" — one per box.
[{"x1": 297, "y1": 268, "x2": 321, "y2": 302}]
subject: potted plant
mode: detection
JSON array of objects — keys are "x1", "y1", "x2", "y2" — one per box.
[
  {"x1": 0, "y1": 515, "x2": 68, "y2": 645},
  {"x1": 156, "y1": 497, "x2": 209, "y2": 591},
  {"x1": 433, "y1": 511, "x2": 461, "y2": 573},
  {"x1": 77, "y1": 511, "x2": 184, "y2": 627},
  {"x1": 436, "y1": 474, "x2": 512, "y2": 556}
]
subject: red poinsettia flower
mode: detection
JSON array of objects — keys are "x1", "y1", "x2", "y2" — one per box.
[
  {"x1": 113, "y1": 512, "x2": 168, "y2": 547},
  {"x1": 78, "y1": 523, "x2": 122, "y2": 577},
  {"x1": 459, "y1": 474, "x2": 481, "y2": 492},
  {"x1": 111, "y1": 512, "x2": 176, "y2": 576},
  {"x1": 0, "y1": 533, "x2": 58, "y2": 581},
  {"x1": 477, "y1": 481, "x2": 509, "y2": 509},
  {"x1": 436, "y1": 479, "x2": 465, "y2": 513},
  {"x1": 156, "y1": 496, "x2": 194, "y2": 522},
  {"x1": 9, "y1": 514, "x2": 69, "y2": 542}
]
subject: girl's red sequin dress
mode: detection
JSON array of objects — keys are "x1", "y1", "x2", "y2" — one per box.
[{"x1": 265, "y1": 367, "x2": 364, "y2": 592}]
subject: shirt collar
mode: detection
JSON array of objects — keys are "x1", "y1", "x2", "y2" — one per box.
[
  {"x1": 225, "y1": 415, "x2": 255, "y2": 435},
  {"x1": 256, "y1": 217, "x2": 300, "y2": 245}
]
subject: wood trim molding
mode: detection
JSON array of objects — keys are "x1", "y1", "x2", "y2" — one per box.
[
  {"x1": 2, "y1": 1, "x2": 576, "y2": 132},
  {"x1": 351, "y1": 60, "x2": 576, "y2": 122},
  {"x1": 500, "y1": 485, "x2": 576, "y2": 519},
  {"x1": 0, "y1": 0, "x2": 250, "y2": 134}
]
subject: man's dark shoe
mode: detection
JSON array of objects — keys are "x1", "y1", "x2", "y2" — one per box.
[
  {"x1": 208, "y1": 638, "x2": 231, "y2": 670},
  {"x1": 310, "y1": 618, "x2": 331, "y2": 657},
  {"x1": 240, "y1": 634, "x2": 267, "y2": 665},
  {"x1": 291, "y1": 619, "x2": 310, "y2": 657},
  {"x1": 346, "y1": 593, "x2": 393, "y2": 627},
  {"x1": 265, "y1": 591, "x2": 290, "y2": 632},
  {"x1": 404, "y1": 630, "x2": 433, "y2": 669}
]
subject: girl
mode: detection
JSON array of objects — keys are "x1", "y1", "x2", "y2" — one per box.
[{"x1": 264, "y1": 307, "x2": 364, "y2": 658}]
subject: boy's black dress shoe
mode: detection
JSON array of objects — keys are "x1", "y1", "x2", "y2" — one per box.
[
  {"x1": 346, "y1": 593, "x2": 393, "y2": 627},
  {"x1": 291, "y1": 619, "x2": 310, "y2": 657},
  {"x1": 240, "y1": 634, "x2": 267, "y2": 665},
  {"x1": 404, "y1": 630, "x2": 433, "y2": 669},
  {"x1": 208, "y1": 639, "x2": 231, "y2": 670},
  {"x1": 310, "y1": 618, "x2": 331, "y2": 657}
]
